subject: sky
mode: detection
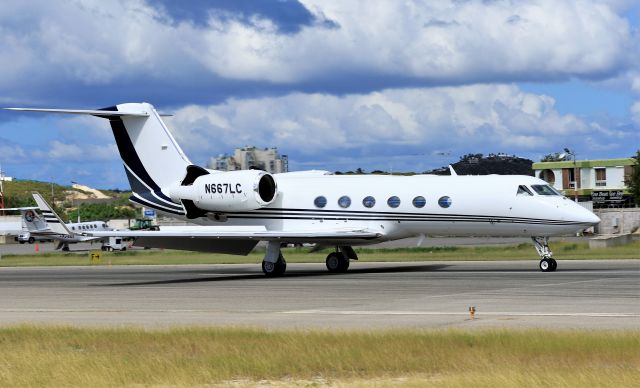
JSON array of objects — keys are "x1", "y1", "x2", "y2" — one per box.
[{"x1": 0, "y1": 0, "x2": 639, "y2": 189}]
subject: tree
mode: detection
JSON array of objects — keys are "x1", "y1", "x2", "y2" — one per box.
[
  {"x1": 627, "y1": 150, "x2": 640, "y2": 206},
  {"x1": 541, "y1": 152, "x2": 565, "y2": 162}
]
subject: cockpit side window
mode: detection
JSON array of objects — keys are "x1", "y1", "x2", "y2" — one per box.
[
  {"x1": 517, "y1": 185, "x2": 533, "y2": 196},
  {"x1": 531, "y1": 184, "x2": 561, "y2": 196}
]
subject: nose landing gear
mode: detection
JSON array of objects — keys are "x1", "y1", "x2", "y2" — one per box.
[
  {"x1": 531, "y1": 237, "x2": 557, "y2": 272},
  {"x1": 538, "y1": 257, "x2": 557, "y2": 272}
]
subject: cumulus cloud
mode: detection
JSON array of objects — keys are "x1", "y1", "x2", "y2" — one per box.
[
  {"x1": 0, "y1": 0, "x2": 634, "y2": 99},
  {"x1": 632, "y1": 101, "x2": 640, "y2": 125},
  {"x1": 166, "y1": 84, "x2": 614, "y2": 167},
  {"x1": 0, "y1": 141, "x2": 26, "y2": 162},
  {"x1": 31, "y1": 140, "x2": 117, "y2": 162}
]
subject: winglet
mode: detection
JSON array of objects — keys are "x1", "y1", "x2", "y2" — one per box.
[{"x1": 448, "y1": 165, "x2": 458, "y2": 176}]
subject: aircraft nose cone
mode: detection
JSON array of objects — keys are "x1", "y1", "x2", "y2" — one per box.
[
  {"x1": 566, "y1": 201, "x2": 600, "y2": 225},
  {"x1": 575, "y1": 206, "x2": 600, "y2": 225},
  {"x1": 585, "y1": 211, "x2": 601, "y2": 225}
]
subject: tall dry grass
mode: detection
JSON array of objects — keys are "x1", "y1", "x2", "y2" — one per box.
[{"x1": 0, "y1": 326, "x2": 638, "y2": 386}]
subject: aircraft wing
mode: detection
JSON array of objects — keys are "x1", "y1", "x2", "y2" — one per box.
[
  {"x1": 86, "y1": 228, "x2": 381, "y2": 240},
  {"x1": 83, "y1": 226, "x2": 383, "y2": 255}
]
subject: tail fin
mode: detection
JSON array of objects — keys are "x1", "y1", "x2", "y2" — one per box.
[
  {"x1": 20, "y1": 208, "x2": 48, "y2": 232},
  {"x1": 1, "y1": 206, "x2": 46, "y2": 232},
  {"x1": 5, "y1": 103, "x2": 190, "y2": 215},
  {"x1": 101, "y1": 103, "x2": 190, "y2": 214},
  {"x1": 32, "y1": 192, "x2": 72, "y2": 235}
]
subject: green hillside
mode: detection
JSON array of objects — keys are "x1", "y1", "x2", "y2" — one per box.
[{"x1": 1, "y1": 180, "x2": 137, "y2": 221}]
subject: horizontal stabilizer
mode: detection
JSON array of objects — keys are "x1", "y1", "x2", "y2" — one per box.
[{"x1": 3, "y1": 108, "x2": 149, "y2": 117}]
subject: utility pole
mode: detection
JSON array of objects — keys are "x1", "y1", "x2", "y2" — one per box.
[
  {"x1": 564, "y1": 148, "x2": 578, "y2": 202},
  {"x1": 51, "y1": 177, "x2": 54, "y2": 205},
  {"x1": 0, "y1": 164, "x2": 5, "y2": 214}
]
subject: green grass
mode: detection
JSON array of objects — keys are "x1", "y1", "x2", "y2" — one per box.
[
  {"x1": 0, "y1": 326, "x2": 637, "y2": 387},
  {"x1": 0, "y1": 240, "x2": 638, "y2": 267}
]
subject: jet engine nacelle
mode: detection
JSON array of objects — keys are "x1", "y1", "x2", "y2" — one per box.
[{"x1": 169, "y1": 168, "x2": 278, "y2": 218}]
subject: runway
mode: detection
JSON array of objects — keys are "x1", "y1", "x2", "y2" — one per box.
[{"x1": 0, "y1": 260, "x2": 637, "y2": 329}]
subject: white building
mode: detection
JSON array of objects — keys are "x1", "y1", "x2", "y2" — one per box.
[{"x1": 209, "y1": 147, "x2": 288, "y2": 174}]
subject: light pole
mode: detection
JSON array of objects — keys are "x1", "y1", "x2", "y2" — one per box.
[
  {"x1": 71, "y1": 181, "x2": 80, "y2": 223},
  {"x1": 564, "y1": 148, "x2": 578, "y2": 202}
]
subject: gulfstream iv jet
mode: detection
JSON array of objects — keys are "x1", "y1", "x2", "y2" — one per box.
[{"x1": 5, "y1": 103, "x2": 600, "y2": 276}]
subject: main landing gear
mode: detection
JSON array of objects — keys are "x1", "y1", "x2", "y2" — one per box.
[
  {"x1": 261, "y1": 243, "x2": 359, "y2": 277},
  {"x1": 326, "y1": 246, "x2": 358, "y2": 273},
  {"x1": 326, "y1": 252, "x2": 349, "y2": 272},
  {"x1": 531, "y1": 237, "x2": 557, "y2": 272},
  {"x1": 262, "y1": 254, "x2": 287, "y2": 277},
  {"x1": 262, "y1": 242, "x2": 287, "y2": 277}
]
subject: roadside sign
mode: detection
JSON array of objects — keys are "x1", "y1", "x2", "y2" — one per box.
[
  {"x1": 143, "y1": 209, "x2": 156, "y2": 218},
  {"x1": 89, "y1": 250, "x2": 101, "y2": 264}
]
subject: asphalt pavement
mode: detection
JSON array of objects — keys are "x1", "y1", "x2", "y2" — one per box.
[{"x1": 0, "y1": 259, "x2": 637, "y2": 330}]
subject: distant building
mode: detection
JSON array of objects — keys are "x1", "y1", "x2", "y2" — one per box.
[
  {"x1": 0, "y1": 166, "x2": 12, "y2": 181},
  {"x1": 209, "y1": 147, "x2": 289, "y2": 174},
  {"x1": 532, "y1": 158, "x2": 636, "y2": 207}
]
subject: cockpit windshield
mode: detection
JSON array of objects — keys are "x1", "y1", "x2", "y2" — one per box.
[
  {"x1": 517, "y1": 185, "x2": 533, "y2": 196},
  {"x1": 531, "y1": 184, "x2": 562, "y2": 196}
]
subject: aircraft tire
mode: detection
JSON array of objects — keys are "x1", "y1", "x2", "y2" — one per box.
[
  {"x1": 326, "y1": 252, "x2": 349, "y2": 273},
  {"x1": 262, "y1": 255, "x2": 286, "y2": 277},
  {"x1": 62, "y1": 246, "x2": 70, "y2": 252},
  {"x1": 539, "y1": 258, "x2": 552, "y2": 272},
  {"x1": 549, "y1": 258, "x2": 557, "y2": 271}
]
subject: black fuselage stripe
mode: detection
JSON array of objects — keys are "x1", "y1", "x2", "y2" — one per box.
[
  {"x1": 256, "y1": 208, "x2": 552, "y2": 220},
  {"x1": 230, "y1": 209, "x2": 580, "y2": 225},
  {"x1": 130, "y1": 196, "x2": 185, "y2": 216},
  {"x1": 107, "y1": 116, "x2": 176, "y2": 205}
]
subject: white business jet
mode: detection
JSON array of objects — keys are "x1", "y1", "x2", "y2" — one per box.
[{"x1": 5, "y1": 103, "x2": 600, "y2": 275}]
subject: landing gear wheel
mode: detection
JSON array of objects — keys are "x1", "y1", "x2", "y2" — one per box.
[
  {"x1": 326, "y1": 252, "x2": 349, "y2": 273},
  {"x1": 62, "y1": 246, "x2": 70, "y2": 252},
  {"x1": 539, "y1": 258, "x2": 553, "y2": 272},
  {"x1": 262, "y1": 255, "x2": 286, "y2": 277},
  {"x1": 549, "y1": 258, "x2": 557, "y2": 272}
]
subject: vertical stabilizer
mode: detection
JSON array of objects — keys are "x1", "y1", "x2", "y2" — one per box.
[
  {"x1": 100, "y1": 103, "x2": 189, "y2": 215},
  {"x1": 3, "y1": 103, "x2": 190, "y2": 216},
  {"x1": 32, "y1": 192, "x2": 71, "y2": 235},
  {"x1": 21, "y1": 208, "x2": 48, "y2": 232}
]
